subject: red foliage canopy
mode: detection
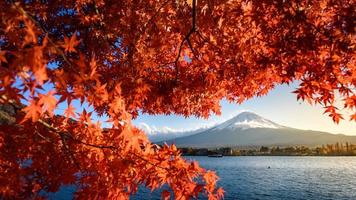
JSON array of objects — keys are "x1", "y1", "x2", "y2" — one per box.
[{"x1": 0, "y1": 0, "x2": 355, "y2": 199}]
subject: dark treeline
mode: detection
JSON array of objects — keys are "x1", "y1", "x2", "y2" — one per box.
[{"x1": 179, "y1": 142, "x2": 356, "y2": 156}]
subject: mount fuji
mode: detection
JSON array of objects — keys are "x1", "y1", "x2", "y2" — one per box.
[{"x1": 160, "y1": 112, "x2": 356, "y2": 148}]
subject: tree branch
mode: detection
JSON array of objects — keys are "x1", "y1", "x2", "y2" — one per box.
[
  {"x1": 160, "y1": 0, "x2": 198, "y2": 80},
  {"x1": 37, "y1": 119, "x2": 171, "y2": 171},
  {"x1": 59, "y1": 133, "x2": 82, "y2": 170}
]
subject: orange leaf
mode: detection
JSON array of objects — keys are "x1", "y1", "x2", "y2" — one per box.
[
  {"x1": 38, "y1": 90, "x2": 57, "y2": 116},
  {"x1": 331, "y1": 112, "x2": 343, "y2": 124},
  {"x1": 33, "y1": 64, "x2": 48, "y2": 85},
  {"x1": 64, "y1": 104, "x2": 76, "y2": 119},
  {"x1": 216, "y1": 187, "x2": 225, "y2": 199},
  {"x1": 21, "y1": 100, "x2": 42, "y2": 123},
  {"x1": 62, "y1": 32, "x2": 80, "y2": 53}
]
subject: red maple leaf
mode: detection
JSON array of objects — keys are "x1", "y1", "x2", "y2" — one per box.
[
  {"x1": 62, "y1": 33, "x2": 80, "y2": 53},
  {"x1": 21, "y1": 100, "x2": 43, "y2": 123},
  {"x1": 38, "y1": 90, "x2": 57, "y2": 116},
  {"x1": 64, "y1": 104, "x2": 76, "y2": 119}
]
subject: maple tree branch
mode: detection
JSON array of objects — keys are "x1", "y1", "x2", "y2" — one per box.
[
  {"x1": 35, "y1": 119, "x2": 81, "y2": 170},
  {"x1": 35, "y1": 117, "x2": 170, "y2": 171},
  {"x1": 0, "y1": 99, "x2": 82, "y2": 170},
  {"x1": 59, "y1": 133, "x2": 82, "y2": 170},
  {"x1": 69, "y1": 135, "x2": 170, "y2": 171},
  {"x1": 176, "y1": 0, "x2": 197, "y2": 60},
  {"x1": 196, "y1": 31, "x2": 223, "y2": 54},
  {"x1": 1, "y1": 80, "x2": 185, "y2": 175},
  {"x1": 160, "y1": 0, "x2": 198, "y2": 80},
  {"x1": 34, "y1": 129, "x2": 52, "y2": 143},
  {"x1": 66, "y1": 134, "x2": 116, "y2": 150},
  {"x1": 0, "y1": 96, "x2": 81, "y2": 170},
  {"x1": 11, "y1": 3, "x2": 74, "y2": 68},
  {"x1": 64, "y1": 134, "x2": 169, "y2": 171},
  {"x1": 37, "y1": 119, "x2": 169, "y2": 171}
]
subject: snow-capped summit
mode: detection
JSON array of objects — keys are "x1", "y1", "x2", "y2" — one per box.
[{"x1": 213, "y1": 111, "x2": 283, "y2": 130}]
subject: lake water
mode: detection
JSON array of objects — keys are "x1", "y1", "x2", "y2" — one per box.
[{"x1": 132, "y1": 156, "x2": 356, "y2": 200}]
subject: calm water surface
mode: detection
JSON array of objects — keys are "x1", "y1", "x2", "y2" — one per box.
[{"x1": 131, "y1": 156, "x2": 356, "y2": 200}]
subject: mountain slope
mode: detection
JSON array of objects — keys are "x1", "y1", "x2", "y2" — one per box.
[{"x1": 162, "y1": 112, "x2": 356, "y2": 148}]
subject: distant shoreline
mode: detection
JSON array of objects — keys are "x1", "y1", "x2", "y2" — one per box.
[{"x1": 178, "y1": 142, "x2": 356, "y2": 156}]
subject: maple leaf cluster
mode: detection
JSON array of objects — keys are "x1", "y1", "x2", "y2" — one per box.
[{"x1": 0, "y1": 0, "x2": 355, "y2": 199}]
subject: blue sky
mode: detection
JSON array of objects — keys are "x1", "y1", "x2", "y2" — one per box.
[{"x1": 134, "y1": 83, "x2": 356, "y2": 135}]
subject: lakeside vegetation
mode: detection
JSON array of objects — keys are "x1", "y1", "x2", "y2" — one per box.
[{"x1": 179, "y1": 142, "x2": 356, "y2": 156}]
